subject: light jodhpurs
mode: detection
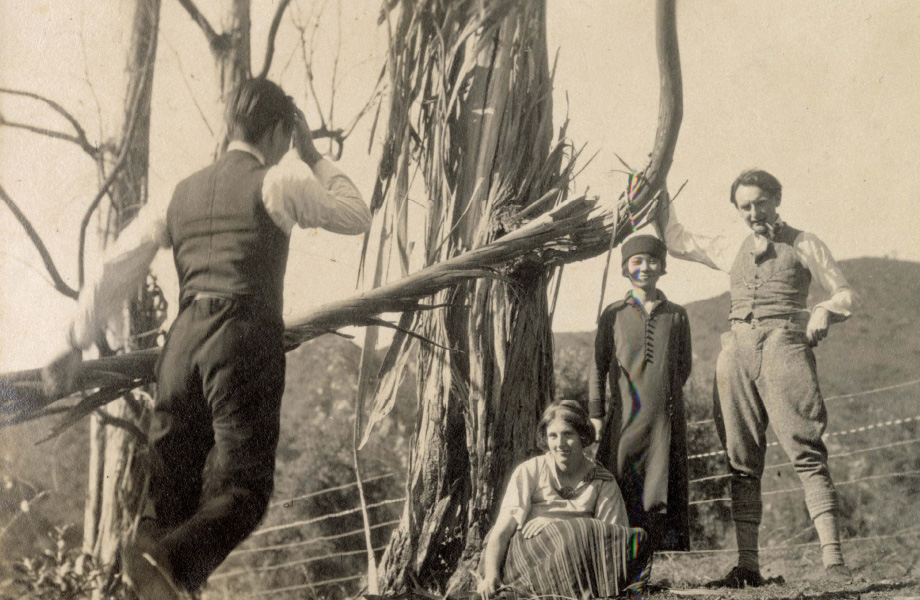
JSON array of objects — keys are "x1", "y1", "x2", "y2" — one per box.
[{"x1": 713, "y1": 321, "x2": 838, "y2": 531}]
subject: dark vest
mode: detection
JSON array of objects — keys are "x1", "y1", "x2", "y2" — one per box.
[
  {"x1": 728, "y1": 224, "x2": 811, "y2": 321},
  {"x1": 166, "y1": 150, "x2": 290, "y2": 317}
]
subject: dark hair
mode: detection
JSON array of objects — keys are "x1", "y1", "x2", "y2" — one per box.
[
  {"x1": 730, "y1": 169, "x2": 782, "y2": 206},
  {"x1": 537, "y1": 399, "x2": 595, "y2": 450},
  {"x1": 225, "y1": 78, "x2": 296, "y2": 144}
]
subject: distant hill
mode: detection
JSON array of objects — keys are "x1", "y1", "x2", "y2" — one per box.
[{"x1": 555, "y1": 257, "x2": 920, "y2": 400}]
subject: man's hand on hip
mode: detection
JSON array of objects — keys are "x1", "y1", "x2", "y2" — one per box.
[{"x1": 806, "y1": 307, "x2": 831, "y2": 346}]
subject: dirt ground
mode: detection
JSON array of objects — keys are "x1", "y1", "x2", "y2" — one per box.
[{"x1": 651, "y1": 548, "x2": 920, "y2": 600}]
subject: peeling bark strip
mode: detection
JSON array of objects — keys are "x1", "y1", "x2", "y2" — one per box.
[{"x1": 369, "y1": 0, "x2": 559, "y2": 591}]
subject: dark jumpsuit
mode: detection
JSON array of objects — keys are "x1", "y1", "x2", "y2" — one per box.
[{"x1": 589, "y1": 291, "x2": 692, "y2": 550}]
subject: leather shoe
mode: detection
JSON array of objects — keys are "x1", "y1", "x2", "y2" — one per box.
[
  {"x1": 705, "y1": 565, "x2": 764, "y2": 589},
  {"x1": 121, "y1": 534, "x2": 189, "y2": 600},
  {"x1": 824, "y1": 564, "x2": 852, "y2": 582}
]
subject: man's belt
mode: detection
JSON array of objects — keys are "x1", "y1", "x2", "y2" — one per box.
[{"x1": 730, "y1": 312, "x2": 808, "y2": 332}]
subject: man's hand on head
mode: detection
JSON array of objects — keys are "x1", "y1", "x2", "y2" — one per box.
[
  {"x1": 292, "y1": 108, "x2": 322, "y2": 167},
  {"x1": 806, "y1": 306, "x2": 831, "y2": 346}
]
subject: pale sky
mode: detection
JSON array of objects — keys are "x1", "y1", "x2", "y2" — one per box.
[{"x1": 1, "y1": 1, "x2": 919, "y2": 371}]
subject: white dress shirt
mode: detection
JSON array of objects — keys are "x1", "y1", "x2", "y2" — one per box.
[
  {"x1": 66, "y1": 141, "x2": 370, "y2": 351},
  {"x1": 660, "y1": 203, "x2": 858, "y2": 319}
]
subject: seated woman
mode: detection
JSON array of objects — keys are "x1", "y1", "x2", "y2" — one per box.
[{"x1": 477, "y1": 400, "x2": 651, "y2": 599}]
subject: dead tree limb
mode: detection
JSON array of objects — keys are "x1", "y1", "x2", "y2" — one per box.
[
  {"x1": 175, "y1": 0, "x2": 221, "y2": 48},
  {"x1": 0, "y1": 183, "x2": 79, "y2": 299},
  {"x1": 0, "y1": 87, "x2": 99, "y2": 158},
  {"x1": 256, "y1": 0, "x2": 295, "y2": 79}
]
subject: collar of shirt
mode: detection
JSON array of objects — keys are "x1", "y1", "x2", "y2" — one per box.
[
  {"x1": 750, "y1": 214, "x2": 787, "y2": 259},
  {"x1": 624, "y1": 289, "x2": 667, "y2": 307},
  {"x1": 539, "y1": 453, "x2": 613, "y2": 488},
  {"x1": 761, "y1": 214, "x2": 786, "y2": 240},
  {"x1": 226, "y1": 140, "x2": 266, "y2": 166}
]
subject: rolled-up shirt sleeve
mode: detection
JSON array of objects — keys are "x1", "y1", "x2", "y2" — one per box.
[
  {"x1": 68, "y1": 197, "x2": 170, "y2": 351},
  {"x1": 660, "y1": 203, "x2": 741, "y2": 273},
  {"x1": 795, "y1": 232, "x2": 860, "y2": 320},
  {"x1": 262, "y1": 158, "x2": 371, "y2": 235}
]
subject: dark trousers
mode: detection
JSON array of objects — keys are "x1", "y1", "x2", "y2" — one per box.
[{"x1": 149, "y1": 296, "x2": 286, "y2": 591}]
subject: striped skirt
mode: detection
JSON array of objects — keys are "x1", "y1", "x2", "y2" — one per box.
[{"x1": 502, "y1": 518, "x2": 651, "y2": 599}]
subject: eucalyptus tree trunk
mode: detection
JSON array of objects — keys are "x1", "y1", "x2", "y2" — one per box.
[
  {"x1": 376, "y1": 1, "x2": 563, "y2": 592},
  {"x1": 83, "y1": 0, "x2": 161, "y2": 572}
]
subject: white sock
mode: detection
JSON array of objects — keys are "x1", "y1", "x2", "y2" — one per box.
[{"x1": 814, "y1": 512, "x2": 844, "y2": 567}]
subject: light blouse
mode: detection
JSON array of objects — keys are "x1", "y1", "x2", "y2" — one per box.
[{"x1": 497, "y1": 453, "x2": 630, "y2": 530}]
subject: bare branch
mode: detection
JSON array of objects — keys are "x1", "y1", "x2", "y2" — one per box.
[
  {"x1": 0, "y1": 249, "x2": 57, "y2": 291},
  {"x1": 77, "y1": 163, "x2": 128, "y2": 287},
  {"x1": 176, "y1": 0, "x2": 220, "y2": 46},
  {"x1": 292, "y1": 5, "x2": 329, "y2": 131},
  {"x1": 0, "y1": 118, "x2": 91, "y2": 151},
  {"x1": 163, "y1": 33, "x2": 216, "y2": 136},
  {"x1": 327, "y1": 0, "x2": 342, "y2": 134},
  {"x1": 78, "y1": 12, "x2": 106, "y2": 150},
  {"x1": 257, "y1": 0, "x2": 295, "y2": 79},
  {"x1": 0, "y1": 88, "x2": 99, "y2": 157},
  {"x1": 78, "y1": 11, "x2": 158, "y2": 285},
  {"x1": 0, "y1": 183, "x2": 78, "y2": 299}
]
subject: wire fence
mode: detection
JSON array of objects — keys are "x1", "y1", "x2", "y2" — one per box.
[
  {"x1": 685, "y1": 378, "x2": 920, "y2": 428},
  {"x1": 688, "y1": 413, "x2": 920, "y2": 460},
  {"x1": 208, "y1": 379, "x2": 920, "y2": 597}
]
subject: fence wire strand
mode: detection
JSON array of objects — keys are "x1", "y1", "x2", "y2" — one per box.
[
  {"x1": 689, "y1": 436, "x2": 920, "y2": 485},
  {"x1": 218, "y1": 379, "x2": 920, "y2": 594},
  {"x1": 686, "y1": 379, "x2": 920, "y2": 428},
  {"x1": 690, "y1": 469, "x2": 920, "y2": 506},
  {"x1": 689, "y1": 414, "x2": 920, "y2": 461}
]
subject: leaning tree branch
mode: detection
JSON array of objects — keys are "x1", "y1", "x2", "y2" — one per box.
[
  {"x1": 0, "y1": 87, "x2": 99, "y2": 158},
  {"x1": 0, "y1": 183, "x2": 78, "y2": 299},
  {"x1": 175, "y1": 0, "x2": 220, "y2": 47},
  {"x1": 0, "y1": 0, "x2": 683, "y2": 438},
  {"x1": 0, "y1": 186, "x2": 655, "y2": 422},
  {"x1": 257, "y1": 0, "x2": 295, "y2": 79}
]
